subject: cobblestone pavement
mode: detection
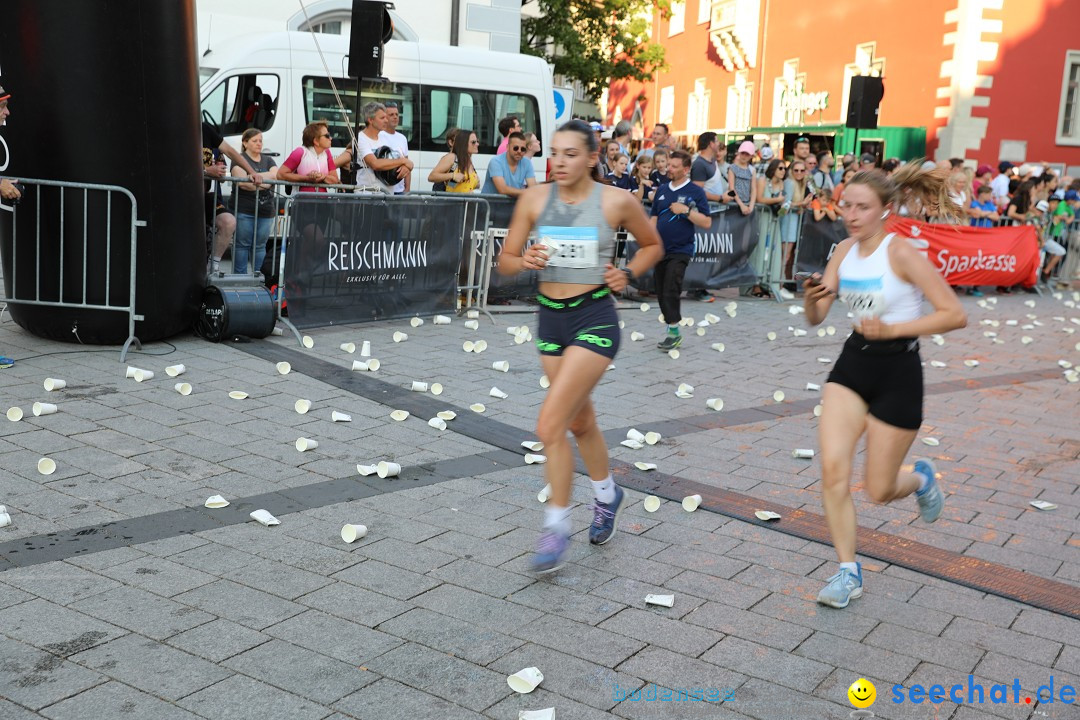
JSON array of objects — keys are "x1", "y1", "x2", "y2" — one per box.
[{"x1": 0, "y1": 287, "x2": 1077, "y2": 720}]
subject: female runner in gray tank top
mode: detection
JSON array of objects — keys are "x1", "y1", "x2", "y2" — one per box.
[{"x1": 497, "y1": 120, "x2": 663, "y2": 573}]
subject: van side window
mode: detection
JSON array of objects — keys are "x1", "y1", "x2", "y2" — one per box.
[
  {"x1": 420, "y1": 87, "x2": 540, "y2": 155},
  {"x1": 200, "y1": 74, "x2": 280, "y2": 135},
  {"x1": 303, "y1": 78, "x2": 417, "y2": 148}
]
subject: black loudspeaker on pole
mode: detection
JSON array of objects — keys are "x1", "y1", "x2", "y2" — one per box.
[
  {"x1": 846, "y1": 76, "x2": 885, "y2": 130},
  {"x1": 348, "y1": 0, "x2": 394, "y2": 79}
]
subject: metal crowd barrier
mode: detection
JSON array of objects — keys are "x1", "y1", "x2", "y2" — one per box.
[{"x1": 0, "y1": 177, "x2": 146, "y2": 361}]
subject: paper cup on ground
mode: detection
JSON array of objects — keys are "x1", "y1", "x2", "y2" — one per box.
[
  {"x1": 539, "y1": 375, "x2": 551, "y2": 389},
  {"x1": 806, "y1": 382, "x2": 821, "y2": 391},
  {"x1": 644, "y1": 431, "x2": 661, "y2": 445},
  {"x1": 276, "y1": 361, "x2": 291, "y2": 375},
  {"x1": 470, "y1": 403, "x2": 486, "y2": 413},
  {"x1": 428, "y1": 417, "x2": 447, "y2": 431},
  {"x1": 464, "y1": 320, "x2": 479, "y2": 330},
  {"x1": 132, "y1": 369, "x2": 154, "y2": 382},
  {"x1": 643, "y1": 495, "x2": 661, "y2": 512},
  {"x1": 360, "y1": 340, "x2": 371, "y2": 357},
  {"x1": 522, "y1": 441, "x2": 544, "y2": 452},
  {"x1": 356, "y1": 464, "x2": 378, "y2": 476},
  {"x1": 493, "y1": 361, "x2": 510, "y2": 372},
  {"x1": 340, "y1": 342, "x2": 356, "y2": 353},
  {"x1": 755, "y1": 510, "x2": 782, "y2": 521},
  {"x1": 437, "y1": 410, "x2": 457, "y2": 421},
  {"x1": 921, "y1": 437, "x2": 940, "y2": 446},
  {"x1": 6, "y1": 407, "x2": 23, "y2": 422},
  {"x1": 377, "y1": 461, "x2": 401, "y2": 478},
  {"x1": 773, "y1": 390, "x2": 786, "y2": 402},
  {"x1": 677, "y1": 383, "x2": 694, "y2": 396},
  {"x1": 630, "y1": 331, "x2": 645, "y2": 341},
  {"x1": 228, "y1": 391, "x2": 248, "y2": 400},
  {"x1": 626, "y1": 428, "x2": 646, "y2": 443},
  {"x1": 204, "y1": 495, "x2": 230, "y2": 509},
  {"x1": 411, "y1": 381, "x2": 429, "y2": 392},
  {"x1": 331, "y1": 411, "x2": 352, "y2": 422},
  {"x1": 125, "y1": 366, "x2": 140, "y2": 379},
  {"x1": 367, "y1": 358, "x2": 381, "y2": 371},
  {"x1": 792, "y1": 448, "x2": 815, "y2": 459},
  {"x1": 295, "y1": 437, "x2": 319, "y2": 452},
  {"x1": 706, "y1": 398, "x2": 724, "y2": 411},
  {"x1": 32, "y1": 403, "x2": 57, "y2": 417},
  {"x1": 0, "y1": 512, "x2": 10, "y2": 529},
  {"x1": 621, "y1": 439, "x2": 643, "y2": 450},
  {"x1": 473, "y1": 339, "x2": 488, "y2": 353},
  {"x1": 270, "y1": 326, "x2": 284, "y2": 336},
  {"x1": 390, "y1": 410, "x2": 409, "y2": 422},
  {"x1": 165, "y1": 364, "x2": 186, "y2": 377},
  {"x1": 294, "y1": 399, "x2": 312, "y2": 414},
  {"x1": 682, "y1": 494, "x2": 702, "y2": 512},
  {"x1": 537, "y1": 484, "x2": 551, "y2": 503},
  {"x1": 433, "y1": 315, "x2": 451, "y2": 325},
  {"x1": 407, "y1": 317, "x2": 424, "y2": 329},
  {"x1": 645, "y1": 594, "x2": 675, "y2": 607},
  {"x1": 37, "y1": 457, "x2": 57, "y2": 475},
  {"x1": 393, "y1": 331, "x2": 408, "y2": 342},
  {"x1": 490, "y1": 386, "x2": 508, "y2": 399},
  {"x1": 634, "y1": 462, "x2": 657, "y2": 471},
  {"x1": 462, "y1": 341, "x2": 476, "y2": 353},
  {"x1": 250, "y1": 509, "x2": 280, "y2": 526},
  {"x1": 302, "y1": 335, "x2": 314, "y2": 349},
  {"x1": 668, "y1": 349, "x2": 680, "y2": 359},
  {"x1": 813, "y1": 404, "x2": 823, "y2": 417},
  {"x1": 430, "y1": 383, "x2": 443, "y2": 395},
  {"x1": 466, "y1": 309, "x2": 480, "y2": 319},
  {"x1": 711, "y1": 342, "x2": 725, "y2": 352},
  {"x1": 507, "y1": 667, "x2": 544, "y2": 694},
  {"x1": 341, "y1": 524, "x2": 368, "y2": 543},
  {"x1": 174, "y1": 381, "x2": 192, "y2": 396},
  {"x1": 524, "y1": 453, "x2": 547, "y2": 465}
]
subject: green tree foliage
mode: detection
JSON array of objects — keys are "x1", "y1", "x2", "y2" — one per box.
[{"x1": 522, "y1": 0, "x2": 670, "y2": 102}]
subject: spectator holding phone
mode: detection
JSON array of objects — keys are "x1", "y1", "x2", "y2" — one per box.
[{"x1": 727, "y1": 140, "x2": 757, "y2": 215}]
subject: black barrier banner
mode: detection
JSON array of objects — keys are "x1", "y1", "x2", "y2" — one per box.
[
  {"x1": 795, "y1": 215, "x2": 847, "y2": 276},
  {"x1": 626, "y1": 208, "x2": 758, "y2": 291},
  {"x1": 470, "y1": 194, "x2": 540, "y2": 296},
  {"x1": 283, "y1": 194, "x2": 464, "y2": 328}
]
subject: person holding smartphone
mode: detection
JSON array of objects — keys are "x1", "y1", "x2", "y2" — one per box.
[{"x1": 803, "y1": 163, "x2": 967, "y2": 609}]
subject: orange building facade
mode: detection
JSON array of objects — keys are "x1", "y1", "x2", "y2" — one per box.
[{"x1": 607, "y1": 0, "x2": 1080, "y2": 172}]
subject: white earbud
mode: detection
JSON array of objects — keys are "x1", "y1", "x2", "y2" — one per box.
[{"x1": 881, "y1": 211, "x2": 890, "y2": 219}]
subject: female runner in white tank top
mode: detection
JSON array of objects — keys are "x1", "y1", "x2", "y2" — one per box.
[
  {"x1": 497, "y1": 120, "x2": 662, "y2": 573},
  {"x1": 803, "y1": 163, "x2": 967, "y2": 608}
]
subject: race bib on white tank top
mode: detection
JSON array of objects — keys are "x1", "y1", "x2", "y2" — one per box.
[
  {"x1": 538, "y1": 226, "x2": 599, "y2": 269},
  {"x1": 840, "y1": 275, "x2": 886, "y2": 319}
]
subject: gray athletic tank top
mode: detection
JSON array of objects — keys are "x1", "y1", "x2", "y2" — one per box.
[{"x1": 533, "y1": 182, "x2": 618, "y2": 285}]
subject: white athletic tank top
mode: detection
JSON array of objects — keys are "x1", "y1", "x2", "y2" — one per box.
[{"x1": 838, "y1": 233, "x2": 923, "y2": 324}]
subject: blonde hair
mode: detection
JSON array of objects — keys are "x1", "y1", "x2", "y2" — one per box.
[{"x1": 848, "y1": 160, "x2": 962, "y2": 223}]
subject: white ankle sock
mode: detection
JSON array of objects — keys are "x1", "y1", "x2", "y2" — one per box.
[
  {"x1": 591, "y1": 475, "x2": 615, "y2": 504},
  {"x1": 544, "y1": 505, "x2": 571, "y2": 535},
  {"x1": 840, "y1": 562, "x2": 859, "y2": 575}
]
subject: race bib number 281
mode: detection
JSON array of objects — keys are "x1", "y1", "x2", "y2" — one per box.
[{"x1": 537, "y1": 225, "x2": 599, "y2": 269}]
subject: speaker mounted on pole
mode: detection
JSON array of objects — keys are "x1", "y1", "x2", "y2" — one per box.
[
  {"x1": 348, "y1": 0, "x2": 394, "y2": 79},
  {"x1": 846, "y1": 76, "x2": 885, "y2": 130}
]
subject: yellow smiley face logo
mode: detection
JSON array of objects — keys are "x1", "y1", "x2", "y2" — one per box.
[{"x1": 848, "y1": 678, "x2": 876, "y2": 708}]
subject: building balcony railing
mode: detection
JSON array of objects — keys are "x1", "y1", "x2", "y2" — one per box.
[{"x1": 709, "y1": 0, "x2": 759, "y2": 72}]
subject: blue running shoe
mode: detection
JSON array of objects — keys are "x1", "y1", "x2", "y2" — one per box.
[
  {"x1": 914, "y1": 459, "x2": 944, "y2": 523},
  {"x1": 816, "y1": 563, "x2": 863, "y2": 608},
  {"x1": 530, "y1": 530, "x2": 570, "y2": 574},
  {"x1": 588, "y1": 485, "x2": 625, "y2": 545}
]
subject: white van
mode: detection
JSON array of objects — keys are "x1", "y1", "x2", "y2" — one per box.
[{"x1": 198, "y1": 31, "x2": 554, "y2": 190}]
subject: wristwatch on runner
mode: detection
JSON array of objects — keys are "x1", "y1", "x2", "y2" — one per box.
[{"x1": 622, "y1": 268, "x2": 634, "y2": 283}]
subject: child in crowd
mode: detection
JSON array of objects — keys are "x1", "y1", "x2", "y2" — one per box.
[
  {"x1": 811, "y1": 188, "x2": 838, "y2": 222},
  {"x1": 650, "y1": 149, "x2": 670, "y2": 188},
  {"x1": 631, "y1": 154, "x2": 656, "y2": 203},
  {"x1": 605, "y1": 153, "x2": 633, "y2": 190},
  {"x1": 1042, "y1": 196, "x2": 1069, "y2": 284},
  {"x1": 968, "y1": 185, "x2": 999, "y2": 228}
]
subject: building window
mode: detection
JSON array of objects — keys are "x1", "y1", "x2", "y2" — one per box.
[
  {"x1": 659, "y1": 85, "x2": 675, "y2": 125},
  {"x1": 687, "y1": 78, "x2": 710, "y2": 136},
  {"x1": 669, "y1": 1, "x2": 685, "y2": 36},
  {"x1": 1058, "y1": 50, "x2": 1080, "y2": 145},
  {"x1": 726, "y1": 70, "x2": 753, "y2": 131},
  {"x1": 698, "y1": 0, "x2": 712, "y2": 24}
]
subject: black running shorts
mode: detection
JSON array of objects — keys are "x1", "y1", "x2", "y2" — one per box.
[
  {"x1": 826, "y1": 332, "x2": 924, "y2": 430},
  {"x1": 535, "y1": 286, "x2": 620, "y2": 360}
]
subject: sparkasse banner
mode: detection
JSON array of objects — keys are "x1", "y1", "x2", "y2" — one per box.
[{"x1": 888, "y1": 218, "x2": 1040, "y2": 288}]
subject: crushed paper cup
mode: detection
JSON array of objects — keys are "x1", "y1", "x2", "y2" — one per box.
[
  {"x1": 1024, "y1": 299, "x2": 1036, "y2": 308},
  {"x1": 792, "y1": 448, "x2": 815, "y2": 459},
  {"x1": 677, "y1": 383, "x2": 694, "y2": 395},
  {"x1": 356, "y1": 464, "x2": 378, "y2": 476},
  {"x1": 294, "y1": 399, "x2": 312, "y2": 414},
  {"x1": 32, "y1": 402, "x2": 57, "y2": 417},
  {"x1": 133, "y1": 369, "x2": 155, "y2": 383},
  {"x1": 930, "y1": 360, "x2": 947, "y2": 368},
  {"x1": 473, "y1": 340, "x2": 488, "y2": 353},
  {"x1": 643, "y1": 495, "x2": 661, "y2": 512},
  {"x1": 377, "y1": 461, "x2": 401, "y2": 478},
  {"x1": 711, "y1": 342, "x2": 725, "y2": 352},
  {"x1": 437, "y1": 410, "x2": 457, "y2": 421},
  {"x1": 705, "y1": 313, "x2": 721, "y2": 324},
  {"x1": 341, "y1": 524, "x2": 368, "y2": 543},
  {"x1": 627, "y1": 428, "x2": 646, "y2": 443},
  {"x1": 340, "y1": 342, "x2": 356, "y2": 353},
  {"x1": 621, "y1": 439, "x2": 644, "y2": 450},
  {"x1": 645, "y1": 594, "x2": 675, "y2": 608},
  {"x1": 726, "y1": 309, "x2": 737, "y2": 318},
  {"x1": 433, "y1": 315, "x2": 452, "y2": 325},
  {"x1": 507, "y1": 667, "x2": 544, "y2": 694},
  {"x1": 697, "y1": 320, "x2": 711, "y2": 328},
  {"x1": 37, "y1": 457, "x2": 57, "y2": 475},
  {"x1": 204, "y1": 495, "x2": 230, "y2": 509},
  {"x1": 634, "y1": 462, "x2": 657, "y2": 471},
  {"x1": 1021, "y1": 337, "x2": 1034, "y2": 345},
  {"x1": 537, "y1": 484, "x2": 551, "y2": 503},
  {"x1": 682, "y1": 494, "x2": 702, "y2": 512},
  {"x1": 788, "y1": 306, "x2": 800, "y2": 315},
  {"x1": 1064, "y1": 371, "x2": 1079, "y2": 383},
  {"x1": 773, "y1": 390, "x2": 785, "y2": 402},
  {"x1": 173, "y1": 382, "x2": 192, "y2": 396},
  {"x1": 361, "y1": 340, "x2": 371, "y2": 357},
  {"x1": 228, "y1": 391, "x2": 248, "y2": 400},
  {"x1": 428, "y1": 417, "x2": 447, "y2": 431},
  {"x1": 674, "y1": 390, "x2": 693, "y2": 399},
  {"x1": 668, "y1": 349, "x2": 680, "y2": 360},
  {"x1": 931, "y1": 334, "x2": 945, "y2": 346},
  {"x1": 519, "y1": 709, "x2": 555, "y2": 720},
  {"x1": 806, "y1": 382, "x2": 821, "y2": 391},
  {"x1": 1058, "y1": 360, "x2": 1073, "y2": 369},
  {"x1": 1029, "y1": 500, "x2": 1058, "y2": 511},
  {"x1": 921, "y1": 437, "x2": 940, "y2": 446},
  {"x1": 755, "y1": 510, "x2": 782, "y2": 521},
  {"x1": 489, "y1": 386, "x2": 508, "y2": 399},
  {"x1": 640, "y1": 303, "x2": 651, "y2": 312},
  {"x1": 390, "y1": 410, "x2": 409, "y2": 422},
  {"x1": 644, "y1": 432, "x2": 661, "y2": 445},
  {"x1": 706, "y1": 398, "x2": 724, "y2": 411},
  {"x1": 295, "y1": 437, "x2": 319, "y2": 452},
  {"x1": 539, "y1": 375, "x2": 551, "y2": 389},
  {"x1": 271, "y1": 327, "x2": 284, "y2": 336},
  {"x1": 393, "y1": 331, "x2": 408, "y2": 343},
  {"x1": 792, "y1": 328, "x2": 808, "y2": 337},
  {"x1": 826, "y1": 325, "x2": 836, "y2": 336},
  {"x1": 410, "y1": 317, "x2": 424, "y2": 328},
  {"x1": 813, "y1": 404, "x2": 823, "y2": 417},
  {"x1": 1005, "y1": 320, "x2": 1018, "y2": 326},
  {"x1": 522, "y1": 441, "x2": 544, "y2": 452},
  {"x1": 983, "y1": 331, "x2": 997, "y2": 338},
  {"x1": 467, "y1": 309, "x2": 480, "y2": 319},
  {"x1": 964, "y1": 360, "x2": 980, "y2": 368},
  {"x1": 165, "y1": 364, "x2": 186, "y2": 377},
  {"x1": 302, "y1": 335, "x2": 314, "y2": 349},
  {"x1": 250, "y1": 509, "x2": 280, "y2": 526},
  {"x1": 524, "y1": 453, "x2": 547, "y2": 465},
  {"x1": 817, "y1": 357, "x2": 831, "y2": 364},
  {"x1": 276, "y1": 361, "x2": 291, "y2": 375},
  {"x1": 411, "y1": 381, "x2": 430, "y2": 392},
  {"x1": 470, "y1": 403, "x2": 486, "y2": 413},
  {"x1": 493, "y1": 361, "x2": 510, "y2": 372},
  {"x1": 331, "y1": 411, "x2": 352, "y2": 422},
  {"x1": 464, "y1": 320, "x2": 479, "y2": 330},
  {"x1": 6, "y1": 407, "x2": 24, "y2": 422}
]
